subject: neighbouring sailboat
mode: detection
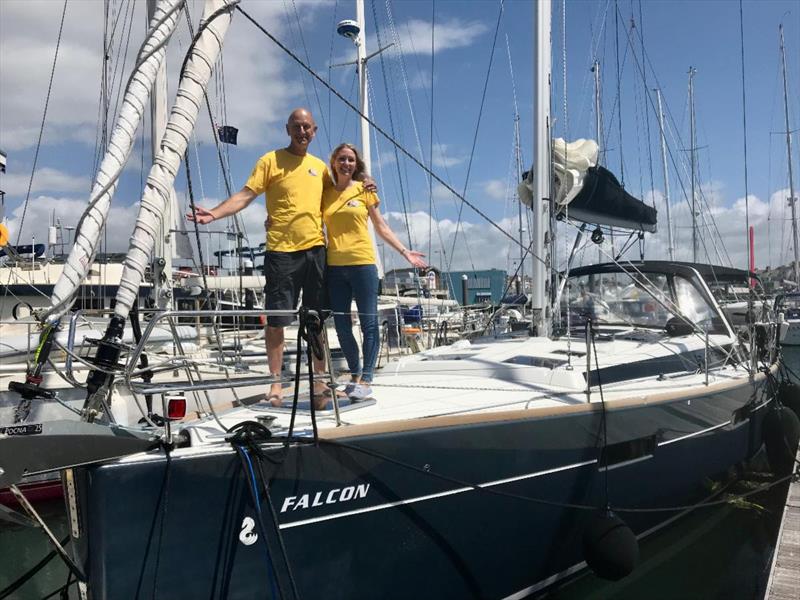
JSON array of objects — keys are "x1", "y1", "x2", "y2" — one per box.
[{"x1": 1, "y1": 1, "x2": 796, "y2": 599}]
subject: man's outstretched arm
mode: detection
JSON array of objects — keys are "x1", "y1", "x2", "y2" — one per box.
[{"x1": 186, "y1": 186, "x2": 257, "y2": 224}]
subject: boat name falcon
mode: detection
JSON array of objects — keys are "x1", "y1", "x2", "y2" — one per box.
[{"x1": 280, "y1": 484, "x2": 371, "y2": 512}]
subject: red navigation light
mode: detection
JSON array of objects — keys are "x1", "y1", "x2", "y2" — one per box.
[{"x1": 167, "y1": 397, "x2": 187, "y2": 420}]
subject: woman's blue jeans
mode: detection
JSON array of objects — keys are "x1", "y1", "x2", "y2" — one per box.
[{"x1": 327, "y1": 264, "x2": 379, "y2": 383}]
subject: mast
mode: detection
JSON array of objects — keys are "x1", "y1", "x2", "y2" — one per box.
[
  {"x1": 355, "y1": 0, "x2": 370, "y2": 183},
  {"x1": 532, "y1": 0, "x2": 552, "y2": 336},
  {"x1": 148, "y1": 0, "x2": 175, "y2": 309},
  {"x1": 592, "y1": 61, "x2": 603, "y2": 163},
  {"x1": 508, "y1": 37, "x2": 524, "y2": 296},
  {"x1": 514, "y1": 113, "x2": 524, "y2": 295},
  {"x1": 655, "y1": 88, "x2": 675, "y2": 261},
  {"x1": 337, "y1": 0, "x2": 385, "y2": 277},
  {"x1": 688, "y1": 66, "x2": 698, "y2": 263},
  {"x1": 592, "y1": 60, "x2": 603, "y2": 265},
  {"x1": 780, "y1": 24, "x2": 799, "y2": 285}
]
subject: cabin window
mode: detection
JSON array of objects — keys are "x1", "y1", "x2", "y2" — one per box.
[{"x1": 673, "y1": 276, "x2": 715, "y2": 328}]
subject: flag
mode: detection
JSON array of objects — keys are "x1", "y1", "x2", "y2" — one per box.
[
  {"x1": 0, "y1": 149, "x2": 6, "y2": 173},
  {"x1": 217, "y1": 125, "x2": 238, "y2": 145}
]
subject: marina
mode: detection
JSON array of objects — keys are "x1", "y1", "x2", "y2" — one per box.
[{"x1": 2, "y1": 0, "x2": 800, "y2": 598}]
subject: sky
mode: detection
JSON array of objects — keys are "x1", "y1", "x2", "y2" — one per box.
[{"x1": 0, "y1": 0, "x2": 798, "y2": 277}]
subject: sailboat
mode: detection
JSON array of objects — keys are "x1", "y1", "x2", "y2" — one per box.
[
  {"x1": 1, "y1": 0, "x2": 795, "y2": 598},
  {"x1": 774, "y1": 23, "x2": 800, "y2": 346}
]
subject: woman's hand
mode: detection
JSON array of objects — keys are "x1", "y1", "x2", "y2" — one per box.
[
  {"x1": 401, "y1": 249, "x2": 427, "y2": 268},
  {"x1": 186, "y1": 206, "x2": 215, "y2": 224}
]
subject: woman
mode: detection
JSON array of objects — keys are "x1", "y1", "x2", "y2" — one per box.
[{"x1": 323, "y1": 143, "x2": 426, "y2": 400}]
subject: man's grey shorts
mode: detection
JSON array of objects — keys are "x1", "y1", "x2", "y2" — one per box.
[{"x1": 263, "y1": 245, "x2": 326, "y2": 327}]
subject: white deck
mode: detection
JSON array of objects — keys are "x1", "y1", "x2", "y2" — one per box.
[{"x1": 179, "y1": 330, "x2": 749, "y2": 445}]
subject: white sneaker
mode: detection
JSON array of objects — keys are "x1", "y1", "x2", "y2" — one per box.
[
  {"x1": 343, "y1": 381, "x2": 358, "y2": 396},
  {"x1": 348, "y1": 383, "x2": 373, "y2": 402}
]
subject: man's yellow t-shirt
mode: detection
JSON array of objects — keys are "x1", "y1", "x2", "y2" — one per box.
[
  {"x1": 322, "y1": 181, "x2": 379, "y2": 266},
  {"x1": 244, "y1": 149, "x2": 327, "y2": 252}
]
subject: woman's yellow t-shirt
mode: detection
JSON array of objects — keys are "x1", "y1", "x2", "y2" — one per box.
[{"x1": 322, "y1": 181, "x2": 379, "y2": 266}]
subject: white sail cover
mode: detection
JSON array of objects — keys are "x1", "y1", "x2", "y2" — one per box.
[
  {"x1": 114, "y1": 0, "x2": 236, "y2": 321},
  {"x1": 552, "y1": 138, "x2": 599, "y2": 206},
  {"x1": 43, "y1": 0, "x2": 185, "y2": 323},
  {"x1": 518, "y1": 138, "x2": 599, "y2": 208}
]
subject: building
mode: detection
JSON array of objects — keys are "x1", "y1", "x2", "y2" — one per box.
[
  {"x1": 442, "y1": 269, "x2": 507, "y2": 305},
  {"x1": 382, "y1": 267, "x2": 448, "y2": 299}
]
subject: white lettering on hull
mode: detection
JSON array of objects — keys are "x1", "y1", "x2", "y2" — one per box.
[{"x1": 280, "y1": 484, "x2": 370, "y2": 513}]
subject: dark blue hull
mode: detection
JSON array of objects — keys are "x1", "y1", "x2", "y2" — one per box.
[{"x1": 68, "y1": 376, "x2": 772, "y2": 599}]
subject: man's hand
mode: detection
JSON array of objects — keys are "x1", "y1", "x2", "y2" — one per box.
[
  {"x1": 363, "y1": 175, "x2": 378, "y2": 193},
  {"x1": 186, "y1": 206, "x2": 215, "y2": 225}
]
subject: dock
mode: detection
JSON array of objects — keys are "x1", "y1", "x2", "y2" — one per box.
[{"x1": 765, "y1": 448, "x2": 800, "y2": 600}]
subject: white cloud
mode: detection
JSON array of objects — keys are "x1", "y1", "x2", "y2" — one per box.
[
  {"x1": 3, "y1": 194, "x2": 140, "y2": 252},
  {"x1": 482, "y1": 179, "x2": 506, "y2": 201},
  {"x1": 432, "y1": 143, "x2": 464, "y2": 168},
  {"x1": 381, "y1": 210, "x2": 524, "y2": 273},
  {"x1": 330, "y1": 17, "x2": 488, "y2": 68},
  {"x1": 0, "y1": 0, "x2": 324, "y2": 153},
  {"x1": 555, "y1": 184, "x2": 794, "y2": 271},
  {"x1": 400, "y1": 19, "x2": 489, "y2": 55},
  {"x1": 0, "y1": 167, "x2": 90, "y2": 196}
]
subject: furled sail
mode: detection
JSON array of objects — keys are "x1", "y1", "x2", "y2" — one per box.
[
  {"x1": 113, "y1": 0, "x2": 237, "y2": 320},
  {"x1": 518, "y1": 137, "x2": 657, "y2": 233},
  {"x1": 41, "y1": 0, "x2": 185, "y2": 323}
]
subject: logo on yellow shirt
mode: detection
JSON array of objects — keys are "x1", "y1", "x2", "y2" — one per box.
[
  {"x1": 308, "y1": 168, "x2": 318, "y2": 176},
  {"x1": 347, "y1": 200, "x2": 360, "y2": 208}
]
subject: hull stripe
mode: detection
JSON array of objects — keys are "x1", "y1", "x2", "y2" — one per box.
[{"x1": 279, "y1": 458, "x2": 599, "y2": 530}]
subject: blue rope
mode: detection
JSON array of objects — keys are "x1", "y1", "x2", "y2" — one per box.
[{"x1": 236, "y1": 446, "x2": 279, "y2": 600}]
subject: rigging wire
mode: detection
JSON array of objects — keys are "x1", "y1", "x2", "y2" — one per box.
[
  {"x1": 384, "y1": 3, "x2": 459, "y2": 275},
  {"x1": 445, "y1": 0, "x2": 504, "y2": 277},
  {"x1": 738, "y1": 0, "x2": 752, "y2": 274},
  {"x1": 619, "y1": 8, "x2": 736, "y2": 268},
  {"x1": 288, "y1": 0, "x2": 332, "y2": 150},
  {"x1": 370, "y1": 0, "x2": 414, "y2": 253},
  {"x1": 14, "y1": 0, "x2": 68, "y2": 245},
  {"x1": 429, "y1": 0, "x2": 435, "y2": 274},
  {"x1": 636, "y1": 0, "x2": 656, "y2": 205},
  {"x1": 234, "y1": 5, "x2": 546, "y2": 268},
  {"x1": 613, "y1": 0, "x2": 625, "y2": 187}
]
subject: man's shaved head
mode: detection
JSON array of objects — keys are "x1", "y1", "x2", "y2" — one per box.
[
  {"x1": 287, "y1": 108, "x2": 315, "y2": 126},
  {"x1": 285, "y1": 108, "x2": 318, "y2": 155}
]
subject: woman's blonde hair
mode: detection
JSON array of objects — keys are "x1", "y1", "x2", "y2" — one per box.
[{"x1": 329, "y1": 143, "x2": 367, "y2": 183}]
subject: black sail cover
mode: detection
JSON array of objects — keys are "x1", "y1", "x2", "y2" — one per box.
[{"x1": 560, "y1": 166, "x2": 657, "y2": 233}]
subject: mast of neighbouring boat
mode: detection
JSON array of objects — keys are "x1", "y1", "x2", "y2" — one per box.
[
  {"x1": 779, "y1": 24, "x2": 799, "y2": 287},
  {"x1": 532, "y1": 0, "x2": 552, "y2": 337},
  {"x1": 688, "y1": 66, "x2": 698, "y2": 263},
  {"x1": 655, "y1": 88, "x2": 675, "y2": 261},
  {"x1": 514, "y1": 112, "x2": 525, "y2": 296},
  {"x1": 148, "y1": 0, "x2": 177, "y2": 309},
  {"x1": 507, "y1": 37, "x2": 525, "y2": 297}
]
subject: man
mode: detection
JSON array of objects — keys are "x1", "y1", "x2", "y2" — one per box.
[{"x1": 188, "y1": 108, "x2": 329, "y2": 408}]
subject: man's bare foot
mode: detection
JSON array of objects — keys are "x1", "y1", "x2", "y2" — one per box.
[
  {"x1": 312, "y1": 393, "x2": 329, "y2": 411},
  {"x1": 265, "y1": 393, "x2": 283, "y2": 407}
]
